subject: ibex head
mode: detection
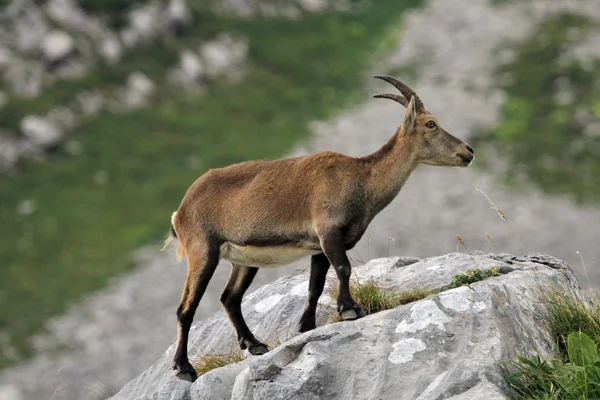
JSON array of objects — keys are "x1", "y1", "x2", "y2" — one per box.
[{"x1": 374, "y1": 75, "x2": 474, "y2": 167}]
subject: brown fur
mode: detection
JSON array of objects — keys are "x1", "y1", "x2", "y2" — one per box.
[{"x1": 166, "y1": 76, "x2": 474, "y2": 381}]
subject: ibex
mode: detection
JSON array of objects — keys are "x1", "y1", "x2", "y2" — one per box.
[{"x1": 166, "y1": 76, "x2": 474, "y2": 381}]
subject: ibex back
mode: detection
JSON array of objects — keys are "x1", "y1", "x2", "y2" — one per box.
[{"x1": 166, "y1": 76, "x2": 474, "y2": 381}]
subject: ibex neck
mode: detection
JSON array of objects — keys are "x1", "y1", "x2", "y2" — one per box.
[{"x1": 362, "y1": 128, "x2": 419, "y2": 214}]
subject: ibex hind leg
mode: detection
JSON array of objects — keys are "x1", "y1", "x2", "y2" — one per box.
[
  {"x1": 221, "y1": 264, "x2": 268, "y2": 355},
  {"x1": 173, "y1": 241, "x2": 220, "y2": 382}
]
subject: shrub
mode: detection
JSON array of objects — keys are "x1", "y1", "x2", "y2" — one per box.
[
  {"x1": 505, "y1": 331, "x2": 600, "y2": 399},
  {"x1": 449, "y1": 267, "x2": 501, "y2": 288}
]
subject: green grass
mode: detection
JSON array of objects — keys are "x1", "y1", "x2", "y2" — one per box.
[
  {"x1": 193, "y1": 350, "x2": 246, "y2": 377},
  {"x1": 474, "y1": 13, "x2": 600, "y2": 203},
  {"x1": 449, "y1": 267, "x2": 501, "y2": 289},
  {"x1": 503, "y1": 290, "x2": 600, "y2": 399},
  {"x1": 0, "y1": 0, "x2": 423, "y2": 369},
  {"x1": 328, "y1": 278, "x2": 435, "y2": 322},
  {"x1": 541, "y1": 289, "x2": 600, "y2": 354}
]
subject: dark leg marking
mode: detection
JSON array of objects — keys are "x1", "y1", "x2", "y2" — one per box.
[
  {"x1": 173, "y1": 243, "x2": 220, "y2": 382},
  {"x1": 299, "y1": 253, "x2": 331, "y2": 332},
  {"x1": 221, "y1": 264, "x2": 268, "y2": 355},
  {"x1": 319, "y1": 229, "x2": 365, "y2": 320}
]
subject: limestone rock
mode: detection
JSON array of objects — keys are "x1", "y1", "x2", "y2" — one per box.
[
  {"x1": 20, "y1": 115, "x2": 62, "y2": 147},
  {"x1": 199, "y1": 34, "x2": 249, "y2": 81},
  {"x1": 110, "y1": 253, "x2": 578, "y2": 400},
  {"x1": 118, "y1": 71, "x2": 155, "y2": 110},
  {"x1": 40, "y1": 30, "x2": 75, "y2": 63}
]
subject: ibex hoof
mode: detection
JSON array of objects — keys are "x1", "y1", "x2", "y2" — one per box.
[
  {"x1": 248, "y1": 343, "x2": 269, "y2": 355},
  {"x1": 174, "y1": 364, "x2": 198, "y2": 382},
  {"x1": 340, "y1": 304, "x2": 366, "y2": 320}
]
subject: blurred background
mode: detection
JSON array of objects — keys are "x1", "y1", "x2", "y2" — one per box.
[{"x1": 0, "y1": 0, "x2": 599, "y2": 398}]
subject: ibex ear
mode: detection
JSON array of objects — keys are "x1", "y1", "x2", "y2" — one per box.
[{"x1": 403, "y1": 96, "x2": 417, "y2": 132}]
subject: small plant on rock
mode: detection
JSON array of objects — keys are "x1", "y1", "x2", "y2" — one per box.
[
  {"x1": 193, "y1": 350, "x2": 246, "y2": 377},
  {"x1": 449, "y1": 267, "x2": 501, "y2": 289},
  {"x1": 327, "y1": 278, "x2": 436, "y2": 322}
]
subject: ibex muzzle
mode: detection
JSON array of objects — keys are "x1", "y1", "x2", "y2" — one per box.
[{"x1": 166, "y1": 76, "x2": 474, "y2": 382}]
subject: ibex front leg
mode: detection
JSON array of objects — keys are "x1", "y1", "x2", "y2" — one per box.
[
  {"x1": 318, "y1": 229, "x2": 365, "y2": 320},
  {"x1": 299, "y1": 253, "x2": 331, "y2": 332}
]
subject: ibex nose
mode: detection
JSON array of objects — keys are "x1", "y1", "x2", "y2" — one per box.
[{"x1": 466, "y1": 145, "x2": 474, "y2": 154}]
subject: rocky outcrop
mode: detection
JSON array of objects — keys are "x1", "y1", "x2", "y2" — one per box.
[
  {"x1": 110, "y1": 253, "x2": 578, "y2": 400},
  {"x1": 0, "y1": 0, "x2": 252, "y2": 174},
  {"x1": 213, "y1": 0, "x2": 350, "y2": 18}
]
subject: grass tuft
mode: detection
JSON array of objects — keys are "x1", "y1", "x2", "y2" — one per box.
[
  {"x1": 193, "y1": 350, "x2": 246, "y2": 377},
  {"x1": 327, "y1": 278, "x2": 435, "y2": 322},
  {"x1": 540, "y1": 289, "x2": 600, "y2": 354},
  {"x1": 449, "y1": 267, "x2": 501, "y2": 289},
  {"x1": 503, "y1": 289, "x2": 600, "y2": 399}
]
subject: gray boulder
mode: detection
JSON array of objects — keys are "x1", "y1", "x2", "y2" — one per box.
[
  {"x1": 20, "y1": 115, "x2": 62, "y2": 147},
  {"x1": 110, "y1": 252, "x2": 579, "y2": 400},
  {"x1": 40, "y1": 30, "x2": 75, "y2": 63},
  {"x1": 214, "y1": 0, "x2": 350, "y2": 18}
]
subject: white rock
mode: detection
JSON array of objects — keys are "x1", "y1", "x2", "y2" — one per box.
[
  {"x1": 3, "y1": 60, "x2": 43, "y2": 98},
  {"x1": 167, "y1": 0, "x2": 192, "y2": 26},
  {"x1": 40, "y1": 30, "x2": 75, "y2": 62},
  {"x1": 20, "y1": 115, "x2": 62, "y2": 147},
  {"x1": 76, "y1": 90, "x2": 105, "y2": 116},
  {"x1": 99, "y1": 37, "x2": 123, "y2": 63},
  {"x1": 0, "y1": 384, "x2": 23, "y2": 400},
  {"x1": 199, "y1": 34, "x2": 248, "y2": 79},
  {"x1": 119, "y1": 71, "x2": 155, "y2": 109},
  {"x1": 5, "y1": 0, "x2": 49, "y2": 52},
  {"x1": 108, "y1": 253, "x2": 575, "y2": 400}
]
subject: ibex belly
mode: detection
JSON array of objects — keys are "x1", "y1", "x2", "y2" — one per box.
[{"x1": 220, "y1": 242, "x2": 321, "y2": 268}]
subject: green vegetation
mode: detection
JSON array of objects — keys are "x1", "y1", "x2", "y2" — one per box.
[
  {"x1": 0, "y1": 0, "x2": 422, "y2": 369},
  {"x1": 504, "y1": 290, "x2": 600, "y2": 399},
  {"x1": 193, "y1": 350, "x2": 246, "y2": 376},
  {"x1": 328, "y1": 278, "x2": 435, "y2": 322},
  {"x1": 449, "y1": 267, "x2": 501, "y2": 288},
  {"x1": 475, "y1": 13, "x2": 600, "y2": 203}
]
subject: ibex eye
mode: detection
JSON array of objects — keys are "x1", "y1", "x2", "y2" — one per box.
[{"x1": 426, "y1": 121, "x2": 436, "y2": 129}]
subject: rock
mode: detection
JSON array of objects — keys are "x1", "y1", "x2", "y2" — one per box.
[
  {"x1": 3, "y1": 59, "x2": 43, "y2": 97},
  {"x1": 46, "y1": 106, "x2": 78, "y2": 131},
  {"x1": 151, "y1": 379, "x2": 192, "y2": 400},
  {"x1": 99, "y1": 37, "x2": 123, "y2": 63},
  {"x1": 0, "y1": 383, "x2": 23, "y2": 400},
  {"x1": 168, "y1": 50, "x2": 204, "y2": 90},
  {"x1": 3, "y1": 0, "x2": 49, "y2": 52},
  {"x1": 0, "y1": 134, "x2": 22, "y2": 171},
  {"x1": 167, "y1": 0, "x2": 192, "y2": 28},
  {"x1": 75, "y1": 90, "x2": 105, "y2": 116},
  {"x1": 120, "y1": 2, "x2": 166, "y2": 48},
  {"x1": 190, "y1": 360, "x2": 251, "y2": 400},
  {"x1": 214, "y1": 0, "x2": 350, "y2": 18},
  {"x1": 118, "y1": 72, "x2": 155, "y2": 110},
  {"x1": 109, "y1": 253, "x2": 578, "y2": 400},
  {"x1": 40, "y1": 30, "x2": 75, "y2": 63},
  {"x1": 0, "y1": 46, "x2": 12, "y2": 69},
  {"x1": 199, "y1": 34, "x2": 249, "y2": 81},
  {"x1": 20, "y1": 115, "x2": 62, "y2": 147}
]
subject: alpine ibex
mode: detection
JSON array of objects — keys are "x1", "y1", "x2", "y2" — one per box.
[{"x1": 166, "y1": 76, "x2": 474, "y2": 381}]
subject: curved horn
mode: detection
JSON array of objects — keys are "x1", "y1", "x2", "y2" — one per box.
[
  {"x1": 373, "y1": 93, "x2": 408, "y2": 107},
  {"x1": 373, "y1": 75, "x2": 424, "y2": 112}
]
